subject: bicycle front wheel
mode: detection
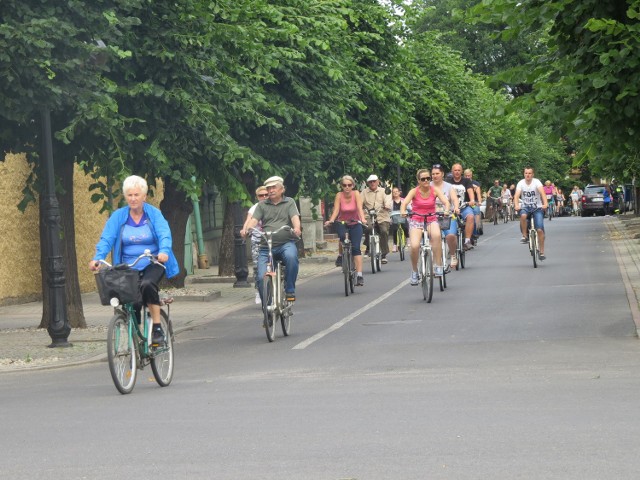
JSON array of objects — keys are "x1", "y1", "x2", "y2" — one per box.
[
  {"x1": 150, "y1": 310, "x2": 174, "y2": 387},
  {"x1": 107, "y1": 312, "x2": 138, "y2": 395},
  {"x1": 398, "y1": 229, "x2": 405, "y2": 261},
  {"x1": 370, "y1": 236, "x2": 376, "y2": 274},
  {"x1": 420, "y1": 251, "x2": 434, "y2": 303},
  {"x1": 280, "y1": 275, "x2": 292, "y2": 336},
  {"x1": 530, "y1": 230, "x2": 538, "y2": 268},
  {"x1": 343, "y1": 249, "x2": 351, "y2": 297},
  {"x1": 262, "y1": 276, "x2": 277, "y2": 342}
]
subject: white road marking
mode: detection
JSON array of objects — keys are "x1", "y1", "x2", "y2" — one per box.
[{"x1": 292, "y1": 280, "x2": 409, "y2": 350}]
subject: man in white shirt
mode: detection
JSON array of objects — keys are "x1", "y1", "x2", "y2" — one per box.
[{"x1": 513, "y1": 167, "x2": 549, "y2": 260}]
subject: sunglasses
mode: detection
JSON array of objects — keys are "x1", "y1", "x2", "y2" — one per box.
[
  {"x1": 419, "y1": 177, "x2": 431, "y2": 182},
  {"x1": 342, "y1": 183, "x2": 353, "y2": 188},
  {"x1": 258, "y1": 193, "x2": 269, "y2": 198},
  {"x1": 432, "y1": 164, "x2": 442, "y2": 169}
]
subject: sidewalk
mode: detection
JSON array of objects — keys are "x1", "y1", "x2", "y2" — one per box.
[{"x1": 0, "y1": 247, "x2": 339, "y2": 373}]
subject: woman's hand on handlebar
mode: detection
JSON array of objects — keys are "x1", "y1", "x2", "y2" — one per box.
[{"x1": 89, "y1": 260, "x2": 100, "y2": 272}]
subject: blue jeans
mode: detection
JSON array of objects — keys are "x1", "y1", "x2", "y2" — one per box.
[
  {"x1": 519, "y1": 207, "x2": 545, "y2": 232},
  {"x1": 256, "y1": 241, "x2": 299, "y2": 298},
  {"x1": 336, "y1": 222, "x2": 363, "y2": 256}
]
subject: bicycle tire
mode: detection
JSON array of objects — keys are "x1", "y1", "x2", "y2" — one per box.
[
  {"x1": 459, "y1": 238, "x2": 466, "y2": 269},
  {"x1": 107, "y1": 311, "x2": 137, "y2": 395},
  {"x1": 398, "y1": 231, "x2": 405, "y2": 261},
  {"x1": 440, "y1": 240, "x2": 448, "y2": 291},
  {"x1": 493, "y1": 204, "x2": 498, "y2": 225},
  {"x1": 150, "y1": 309, "x2": 174, "y2": 387},
  {"x1": 343, "y1": 247, "x2": 351, "y2": 297},
  {"x1": 421, "y1": 250, "x2": 434, "y2": 303},
  {"x1": 530, "y1": 229, "x2": 538, "y2": 268},
  {"x1": 280, "y1": 274, "x2": 292, "y2": 336},
  {"x1": 370, "y1": 235, "x2": 376, "y2": 274},
  {"x1": 262, "y1": 276, "x2": 276, "y2": 342}
]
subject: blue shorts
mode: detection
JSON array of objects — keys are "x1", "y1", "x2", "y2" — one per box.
[
  {"x1": 519, "y1": 207, "x2": 544, "y2": 232},
  {"x1": 460, "y1": 205, "x2": 475, "y2": 221},
  {"x1": 442, "y1": 217, "x2": 457, "y2": 237}
]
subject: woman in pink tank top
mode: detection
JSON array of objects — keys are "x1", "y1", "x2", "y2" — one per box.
[
  {"x1": 400, "y1": 168, "x2": 450, "y2": 284},
  {"x1": 324, "y1": 175, "x2": 367, "y2": 286}
]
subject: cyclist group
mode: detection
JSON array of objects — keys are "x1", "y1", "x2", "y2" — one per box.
[{"x1": 90, "y1": 167, "x2": 552, "y2": 332}]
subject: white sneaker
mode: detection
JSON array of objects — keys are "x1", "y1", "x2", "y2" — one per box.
[
  {"x1": 410, "y1": 271, "x2": 420, "y2": 286},
  {"x1": 255, "y1": 292, "x2": 261, "y2": 304},
  {"x1": 434, "y1": 266, "x2": 443, "y2": 277},
  {"x1": 450, "y1": 256, "x2": 458, "y2": 268}
]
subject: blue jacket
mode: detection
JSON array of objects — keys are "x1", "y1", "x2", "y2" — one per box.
[{"x1": 93, "y1": 203, "x2": 180, "y2": 279}]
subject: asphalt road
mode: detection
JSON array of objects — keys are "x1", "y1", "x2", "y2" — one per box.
[{"x1": 1, "y1": 216, "x2": 639, "y2": 479}]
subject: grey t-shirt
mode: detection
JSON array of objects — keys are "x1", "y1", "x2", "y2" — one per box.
[{"x1": 252, "y1": 196, "x2": 300, "y2": 246}]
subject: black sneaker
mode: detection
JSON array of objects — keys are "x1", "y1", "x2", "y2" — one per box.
[
  {"x1": 152, "y1": 326, "x2": 165, "y2": 346},
  {"x1": 356, "y1": 276, "x2": 364, "y2": 286},
  {"x1": 335, "y1": 255, "x2": 342, "y2": 267}
]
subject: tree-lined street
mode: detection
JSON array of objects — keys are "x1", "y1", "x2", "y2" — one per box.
[{"x1": 2, "y1": 217, "x2": 639, "y2": 479}]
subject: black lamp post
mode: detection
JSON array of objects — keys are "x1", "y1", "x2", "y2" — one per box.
[
  {"x1": 232, "y1": 200, "x2": 251, "y2": 288},
  {"x1": 41, "y1": 107, "x2": 72, "y2": 348}
]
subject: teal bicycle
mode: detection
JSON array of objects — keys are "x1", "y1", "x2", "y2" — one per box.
[{"x1": 95, "y1": 251, "x2": 175, "y2": 395}]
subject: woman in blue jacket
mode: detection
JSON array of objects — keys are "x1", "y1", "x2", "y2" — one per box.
[{"x1": 89, "y1": 175, "x2": 179, "y2": 344}]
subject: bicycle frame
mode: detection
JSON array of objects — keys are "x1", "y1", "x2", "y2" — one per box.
[{"x1": 336, "y1": 220, "x2": 360, "y2": 296}]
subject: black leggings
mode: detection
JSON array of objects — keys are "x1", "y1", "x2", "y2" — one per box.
[{"x1": 134, "y1": 263, "x2": 166, "y2": 322}]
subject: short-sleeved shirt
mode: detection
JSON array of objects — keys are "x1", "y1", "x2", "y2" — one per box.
[
  {"x1": 489, "y1": 186, "x2": 502, "y2": 198},
  {"x1": 431, "y1": 181, "x2": 453, "y2": 212},
  {"x1": 449, "y1": 177, "x2": 474, "y2": 204},
  {"x1": 252, "y1": 196, "x2": 300, "y2": 246},
  {"x1": 516, "y1": 178, "x2": 544, "y2": 208}
]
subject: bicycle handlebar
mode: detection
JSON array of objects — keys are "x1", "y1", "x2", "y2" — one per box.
[
  {"x1": 95, "y1": 249, "x2": 165, "y2": 270},
  {"x1": 249, "y1": 225, "x2": 301, "y2": 240}
]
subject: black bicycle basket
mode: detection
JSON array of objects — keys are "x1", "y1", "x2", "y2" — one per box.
[
  {"x1": 438, "y1": 215, "x2": 451, "y2": 230},
  {"x1": 95, "y1": 266, "x2": 141, "y2": 306}
]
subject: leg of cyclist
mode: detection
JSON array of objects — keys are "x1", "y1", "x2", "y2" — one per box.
[
  {"x1": 274, "y1": 242, "x2": 299, "y2": 301},
  {"x1": 379, "y1": 220, "x2": 390, "y2": 263},
  {"x1": 408, "y1": 221, "x2": 422, "y2": 285},
  {"x1": 534, "y1": 209, "x2": 546, "y2": 259},
  {"x1": 350, "y1": 223, "x2": 364, "y2": 285},
  {"x1": 462, "y1": 206, "x2": 475, "y2": 249},
  {"x1": 389, "y1": 222, "x2": 398, "y2": 252},
  {"x1": 255, "y1": 247, "x2": 269, "y2": 305},
  {"x1": 428, "y1": 221, "x2": 443, "y2": 276},
  {"x1": 443, "y1": 217, "x2": 458, "y2": 268},
  {"x1": 519, "y1": 208, "x2": 529, "y2": 242}
]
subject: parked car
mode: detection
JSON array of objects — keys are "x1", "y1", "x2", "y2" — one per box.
[
  {"x1": 480, "y1": 199, "x2": 486, "y2": 218},
  {"x1": 581, "y1": 184, "x2": 607, "y2": 216}
]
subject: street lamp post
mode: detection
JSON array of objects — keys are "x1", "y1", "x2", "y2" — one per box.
[{"x1": 40, "y1": 107, "x2": 72, "y2": 348}]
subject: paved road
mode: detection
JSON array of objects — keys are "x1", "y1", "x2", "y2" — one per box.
[{"x1": 1, "y1": 216, "x2": 639, "y2": 479}]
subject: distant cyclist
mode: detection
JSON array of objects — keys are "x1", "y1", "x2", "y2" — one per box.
[
  {"x1": 488, "y1": 179, "x2": 503, "y2": 220},
  {"x1": 514, "y1": 167, "x2": 549, "y2": 260},
  {"x1": 543, "y1": 181, "x2": 556, "y2": 216}
]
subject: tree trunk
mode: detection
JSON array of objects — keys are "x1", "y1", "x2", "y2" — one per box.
[
  {"x1": 159, "y1": 178, "x2": 192, "y2": 288},
  {"x1": 38, "y1": 159, "x2": 86, "y2": 329},
  {"x1": 218, "y1": 200, "x2": 235, "y2": 276}
]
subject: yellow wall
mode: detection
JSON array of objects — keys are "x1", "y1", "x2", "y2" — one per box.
[{"x1": 0, "y1": 152, "x2": 163, "y2": 305}]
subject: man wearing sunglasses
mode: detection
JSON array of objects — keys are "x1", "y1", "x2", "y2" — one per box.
[
  {"x1": 243, "y1": 185, "x2": 269, "y2": 304},
  {"x1": 362, "y1": 174, "x2": 392, "y2": 263}
]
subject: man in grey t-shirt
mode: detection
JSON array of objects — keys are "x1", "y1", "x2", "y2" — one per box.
[{"x1": 241, "y1": 176, "x2": 301, "y2": 302}]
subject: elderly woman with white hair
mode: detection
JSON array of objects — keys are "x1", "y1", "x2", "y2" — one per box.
[{"x1": 89, "y1": 175, "x2": 179, "y2": 345}]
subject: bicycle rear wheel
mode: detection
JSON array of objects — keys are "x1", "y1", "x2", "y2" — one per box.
[
  {"x1": 107, "y1": 311, "x2": 138, "y2": 395},
  {"x1": 150, "y1": 310, "x2": 174, "y2": 387},
  {"x1": 262, "y1": 276, "x2": 277, "y2": 342}
]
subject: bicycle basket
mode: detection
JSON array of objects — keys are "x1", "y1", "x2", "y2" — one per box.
[
  {"x1": 95, "y1": 266, "x2": 141, "y2": 306},
  {"x1": 438, "y1": 215, "x2": 451, "y2": 230},
  {"x1": 391, "y1": 214, "x2": 407, "y2": 225}
]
